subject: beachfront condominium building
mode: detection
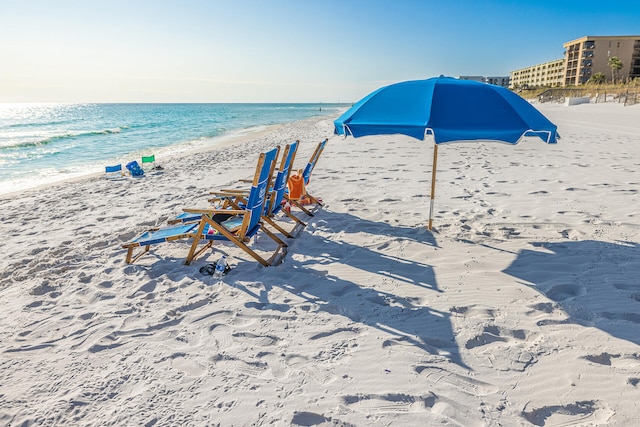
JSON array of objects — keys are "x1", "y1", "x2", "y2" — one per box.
[
  {"x1": 510, "y1": 59, "x2": 564, "y2": 89},
  {"x1": 458, "y1": 75, "x2": 511, "y2": 88},
  {"x1": 563, "y1": 35, "x2": 640, "y2": 85},
  {"x1": 510, "y1": 35, "x2": 640, "y2": 88},
  {"x1": 485, "y1": 76, "x2": 510, "y2": 87}
]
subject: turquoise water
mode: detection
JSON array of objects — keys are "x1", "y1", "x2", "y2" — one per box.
[{"x1": 0, "y1": 103, "x2": 346, "y2": 194}]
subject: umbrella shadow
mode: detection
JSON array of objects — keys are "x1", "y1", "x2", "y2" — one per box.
[
  {"x1": 235, "y1": 211, "x2": 468, "y2": 368},
  {"x1": 315, "y1": 211, "x2": 440, "y2": 248},
  {"x1": 502, "y1": 240, "x2": 640, "y2": 345},
  {"x1": 299, "y1": 211, "x2": 440, "y2": 290}
]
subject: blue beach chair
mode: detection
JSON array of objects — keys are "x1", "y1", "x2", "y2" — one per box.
[
  {"x1": 122, "y1": 148, "x2": 286, "y2": 266},
  {"x1": 168, "y1": 145, "x2": 281, "y2": 225},
  {"x1": 301, "y1": 138, "x2": 327, "y2": 187},
  {"x1": 122, "y1": 222, "x2": 199, "y2": 264},
  {"x1": 260, "y1": 140, "x2": 307, "y2": 237},
  {"x1": 105, "y1": 164, "x2": 124, "y2": 178},
  {"x1": 196, "y1": 141, "x2": 305, "y2": 238},
  {"x1": 126, "y1": 160, "x2": 145, "y2": 177},
  {"x1": 183, "y1": 147, "x2": 288, "y2": 266},
  {"x1": 171, "y1": 141, "x2": 303, "y2": 236}
]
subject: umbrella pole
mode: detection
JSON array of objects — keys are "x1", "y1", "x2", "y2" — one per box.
[{"x1": 428, "y1": 144, "x2": 438, "y2": 231}]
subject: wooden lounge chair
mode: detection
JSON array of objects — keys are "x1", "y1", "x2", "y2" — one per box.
[
  {"x1": 286, "y1": 138, "x2": 327, "y2": 216},
  {"x1": 213, "y1": 141, "x2": 306, "y2": 238},
  {"x1": 261, "y1": 140, "x2": 307, "y2": 237},
  {"x1": 167, "y1": 142, "x2": 284, "y2": 227},
  {"x1": 173, "y1": 141, "x2": 306, "y2": 239},
  {"x1": 122, "y1": 148, "x2": 285, "y2": 266},
  {"x1": 182, "y1": 147, "x2": 288, "y2": 266},
  {"x1": 122, "y1": 222, "x2": 199, "y2": 264}
]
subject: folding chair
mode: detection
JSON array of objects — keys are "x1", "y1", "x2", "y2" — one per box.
[
  {"x1": 141, "y1": 155, "x2": 156, "y2": 170},
  {"x1": 105, "y1": 164, "x2": 124, "y2": 178},
  {"x1": 126, "y1": 160, "x2": 145, "y2": 177},
  {"x1": 183, "y1": 147, "x2": 287, "y2": 266},
  {"x1": 211, "y1": 141, "x2": 306, "y2": 238},
  {"x1": 122, "y1": 148, "x2": 285, "y2": 266}
]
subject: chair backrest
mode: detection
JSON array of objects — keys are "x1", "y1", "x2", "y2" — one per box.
[
  {"x1": 105, "y1": 164, "x2": 123, "y2": 178},
  {"x1": 239, "y1": 147, "x2": 279, "y2": 237},
  {"x1": 302, "y1": 138, "x2": 327, "y2": 185},
  {"x1": 268, "y1": 140, "x2": 299, "y2": 215},
  {"x1": 126, "y1": 160, "x2": 145, "y2": 177},
  {"x1": 141, "y1": 155, "x2": 155, "y2": 169}
]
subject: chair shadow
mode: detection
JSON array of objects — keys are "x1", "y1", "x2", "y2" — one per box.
[
  {"x1": 233, "y1": 210, "x2": 468, "y2": 369},
  {"x1": 502, "y1": 240, "x2": 640, "y2": 345}
]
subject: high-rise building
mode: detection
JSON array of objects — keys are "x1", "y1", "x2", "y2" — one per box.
[{"x1": 563, "y1": 35, "x2": 640, "y2": 85}]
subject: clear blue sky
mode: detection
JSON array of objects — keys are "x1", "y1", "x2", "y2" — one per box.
[{"x1": 1, "y1": 0, "x2": 639, "y2": 103}]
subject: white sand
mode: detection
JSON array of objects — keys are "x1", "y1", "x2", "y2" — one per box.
[{"x1": 1, "y1": 102, "x2": 640, "y2": 426}]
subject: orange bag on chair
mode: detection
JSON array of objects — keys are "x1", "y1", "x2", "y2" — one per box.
[{"x1": 287, "y1": 170, "x2": 306, "y2": 200}]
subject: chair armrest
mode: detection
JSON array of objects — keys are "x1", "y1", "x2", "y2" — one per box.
[
  {"x1": 183, "y1": 208, "x2": 245, "y2": 215},
  {"x1": 211, "y1": 191, "x2": 249, "y2": 198},
  {"x1": 211, "y1": 189, "x2": 248, "y2": 195}
]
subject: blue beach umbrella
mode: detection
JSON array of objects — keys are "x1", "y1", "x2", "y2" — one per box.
[{"x1": 334, "y1": 76, "x2": 559, "y2": 230}]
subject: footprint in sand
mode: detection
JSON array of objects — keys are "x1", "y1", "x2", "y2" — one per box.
[
  {"x1": 211, "y1": 354, "x2": 268, "y2": 378},
  {"x1": 341, "y1": 392, "x2": 437, "y2": 414},
  {"x1": 291, "y1": 412, "x2": 331, "y2": 426},
  {"x1": 87, "y1": 335, "x2": 125, "y2": 353},
  {"x1": 581, "y1": 352, "x2": 621, "y2": 366},
  {"x1": 309, "y1": 327, "x2": 361, "y2": 341},
  {"x1": 545, "y1": 283, "x2": 585, "y2": 301},
  {"x1": 231, "y1": 331, "x2": 280, "y2": 347},
  {"x1": 415, "y1": 365, "x2": 498, "y2": 396},
  {"x1": 463, "y1": 325, "x2": 538, "y2": 371},
  {"x1": 610, "y1": 280, "x2": 640, "y2": 291},
  {"x1": 464, "y1": 325, "x2": 529, "y2": 349},
  {"x1": 527, "y1": 302, "x2": 556, "y2": 314},
  {"x1": 29, "y1": 283, "x2": 58, "y2": 296},
  {"x1": 521, "y1": 400, "x2": 612, "y2": 426},
  {"x1": 596, "y1": 310, "x2": 640, "y2": 324},
  {"x1": 170, "y1": 354, "x2": 207, "y2": 377}
]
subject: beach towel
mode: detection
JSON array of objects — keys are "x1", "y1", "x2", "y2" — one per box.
[{"x1": 126, "y1": 160, "x2": 145, "y2": 177}]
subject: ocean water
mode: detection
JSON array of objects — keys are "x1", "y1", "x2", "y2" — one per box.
[{"x1": 0, "y1": 103, "x2": 346, "y2": 194}]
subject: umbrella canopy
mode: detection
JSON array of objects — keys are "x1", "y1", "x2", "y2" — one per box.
[
  {"x1": 335, "y1": 76, "x2": 559, "y2": 144},
  {"x1": 334, "y1": 76, "x2": 559, "y2": 229}
]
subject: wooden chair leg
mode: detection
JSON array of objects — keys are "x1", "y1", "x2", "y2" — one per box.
[
  {"x1": 185, "y1": 219, "x2": 209, "y2": 265},
  {"x1": 125, "y1": 244, "x2": 150, "y2": 264},
  {"x1": 263, "y1": 216, "x2": 294, "y2": 238}
]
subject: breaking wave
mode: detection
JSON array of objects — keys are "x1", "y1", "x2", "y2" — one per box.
[{"x1": 0, "y1": 127, "x2": 127, "y2": 150}]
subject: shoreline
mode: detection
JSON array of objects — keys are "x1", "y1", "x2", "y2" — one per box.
[
  {"x1": 0, "y1": 112, "x2": 341, "y2": 199},
  {"x1": 0, "y1": 124, "x2": 281, "y2": 199}
]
